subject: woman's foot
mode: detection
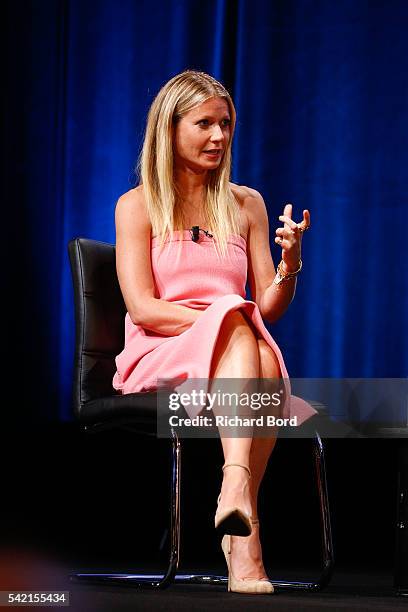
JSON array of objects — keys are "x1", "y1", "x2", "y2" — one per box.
[
  {"x1": 221, "y1": 521, "x2": 274, "y2": 594},
  {"x1": 228, "y1": 519, "x2": 269, "y2": 581},
  {"x1": 215, "y1": 464, "x2": 253, "y2": 535}
]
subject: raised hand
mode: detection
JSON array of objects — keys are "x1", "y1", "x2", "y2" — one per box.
[{"x1": 274, "y1": 203, "x2": 311, "y2": 273}]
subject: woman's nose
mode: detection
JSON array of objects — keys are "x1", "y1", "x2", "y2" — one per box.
[{"x1": 210, "y1": 125, "x2": 224, "y2": 141}]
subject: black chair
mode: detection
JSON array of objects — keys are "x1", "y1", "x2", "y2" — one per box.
[{"x1": 68, "y1": 237, "x2": 334, "y2": 591}]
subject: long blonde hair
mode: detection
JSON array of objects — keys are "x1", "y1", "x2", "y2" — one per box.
[{"x1": 138, "y1": 70, "x2": 241, "y2": 257}]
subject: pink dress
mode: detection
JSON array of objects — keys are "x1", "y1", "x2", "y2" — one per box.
[{"x1": 112, "y1": 230, "x2": 316, "y2": 426}]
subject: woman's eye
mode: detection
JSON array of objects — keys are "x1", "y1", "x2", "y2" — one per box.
[{"x1": 197, "y1": 118, "x2": 230, "y2": 128}]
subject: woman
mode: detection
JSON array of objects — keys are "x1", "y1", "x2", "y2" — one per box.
[{"x1": 112, "y1": 70, "x2": 314, "y2": 594}]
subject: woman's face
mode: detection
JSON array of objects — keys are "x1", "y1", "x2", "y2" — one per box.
[{"x1": 173, "y1": 96, "x2": 231, "y2": 173}]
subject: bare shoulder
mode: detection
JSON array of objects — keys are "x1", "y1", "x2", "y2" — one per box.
[
  {"x1": 229, "y1": 182, "x2": 268, "y2": 227},
  {"x1": 115, "y1": 185, "x2": 151, "y2": 233},
  {"x1": 230, "y1": 182, "x2": 261, "y2": 200},
  {"x1": 115, "y1": 185, "x2": 148, "y2": 217}
]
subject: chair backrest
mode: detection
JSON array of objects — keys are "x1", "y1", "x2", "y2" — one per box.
[{"x1": 68, "y1": 238, "x2": 126, "y2": 419}]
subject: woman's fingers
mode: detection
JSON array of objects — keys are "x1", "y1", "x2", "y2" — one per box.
[
  {"x1": 303, "y1": 209, "x2": 311, "y2": 226},
  {"x1": 276, "y1": 226, "x2": 298, "y2": 239},
  {"x1": 296, "y1": 209, "x2": 311, "y2": 232},
  {"x1": 283, "y1": 203, "x2": 293, "y2": 218},
  {"x1": 276, "y1": 206, "x2": 311, "y2": 248},
  {"x1": 275, "y1": 227, "x2": 294, "y2": 244},
  {"x1": 279, "y1": 211, "x2": 311, "y2": 232},
  {"x1": 275, "y1": 227, "x2": 294, "y2": 239},
  {"x1": 275, "y1": 234, "x2": 297, "y2": 249},
  {"x1": 279, "y1": 214, "x2": 298, "y2": 230}
]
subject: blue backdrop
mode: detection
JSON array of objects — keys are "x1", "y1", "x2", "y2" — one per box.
[{"x1": 6, "y1": 0, "x2": 407, "y2": 423}]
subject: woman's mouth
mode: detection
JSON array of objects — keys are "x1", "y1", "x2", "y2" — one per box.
[{"x1": 202, "y1": 149, "x2": 222, "y2": 158}]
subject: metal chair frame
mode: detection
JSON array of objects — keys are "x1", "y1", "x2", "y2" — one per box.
[{"x1": 71, "y1": 426, "x2": 334, "y2": 592}]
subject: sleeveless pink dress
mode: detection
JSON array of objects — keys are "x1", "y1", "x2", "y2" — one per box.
[{"x1": 112, "y1": 230, "x2": 316, "y2": 426}]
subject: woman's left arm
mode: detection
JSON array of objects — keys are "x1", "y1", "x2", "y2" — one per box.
[{"x1": 245, "y1": 190, "x2": 310, "y2": 324}]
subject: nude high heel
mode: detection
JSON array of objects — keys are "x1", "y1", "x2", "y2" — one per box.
[
  {"x1": 214, "y1": 463, "x2": 252, "y2": 537},
  {"x1": 221, "y1": 521, "x2": 274, "y2": 594}
]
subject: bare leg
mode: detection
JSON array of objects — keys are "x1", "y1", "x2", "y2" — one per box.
[
  {"x1": 209, "y1": 310, "x2": 260, "y2": 520},
  {"x1": 209, "y1": 312, "x2": 282, "y2": 580},
  {"x1": 229, "y1": 338, "x2": 281, "y2": 580},
  {"x1": 249, "y1": 339, "x2": 281, "y2": 518}
]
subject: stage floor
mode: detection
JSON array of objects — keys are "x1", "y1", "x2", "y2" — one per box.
[{"x1": 69, "y1": 565, "x2": 407, "y2": 611}]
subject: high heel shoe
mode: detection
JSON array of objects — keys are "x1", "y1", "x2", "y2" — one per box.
[
  {"x1": 214, "y1": 463, "x2": 252, "y2": 537},
  {"x1": 221, "y1": 521, "x2": 274, "y2": 594}
]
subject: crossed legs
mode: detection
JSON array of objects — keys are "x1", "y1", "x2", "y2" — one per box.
[{"x1": 209, "y1": 309, "x2": 280, "y2": 580}]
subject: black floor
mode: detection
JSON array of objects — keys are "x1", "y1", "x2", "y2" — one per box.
[
  {"x1": 69, "y1": 571, "x2": 407, "y2": 612},
  {"x1": 1, "y1": 550, "x2": 406, "y2": 611},
  {"x1": 1, "y1": 424, "x2": 406, "y2": 610}
]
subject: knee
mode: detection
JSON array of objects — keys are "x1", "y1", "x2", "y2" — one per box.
[
  {"x1": 214, "y1": 309, "x2": 259, "y2": 361},
  {"x1": 224, "y1": 309, "x2": 247, "y2": 325},
  {"x1": 220, "y1": 309, "x2": 259, "y2": 343},
  {"x1": 210, "y1": 310, "x2": 260, "y2": 378}
]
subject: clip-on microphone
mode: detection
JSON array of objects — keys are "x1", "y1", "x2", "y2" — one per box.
[{"x1": 190, "y1": 226, "x2": 214, "y2": 242}]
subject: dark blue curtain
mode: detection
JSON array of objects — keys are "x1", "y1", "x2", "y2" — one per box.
[{"x1": 6, "y1": 0, "x2": 407, "y2": 423}]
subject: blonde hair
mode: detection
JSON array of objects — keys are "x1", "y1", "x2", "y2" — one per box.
[{"x1": 138, "y1": 70, "x2": 241, "y2": 258}]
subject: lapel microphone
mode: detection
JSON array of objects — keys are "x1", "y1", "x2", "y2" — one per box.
[{"x1": 190, "y1": 226, "x2": 213, "y2": 242}]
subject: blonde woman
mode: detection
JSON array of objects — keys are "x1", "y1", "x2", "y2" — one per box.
[{"x1": 112, "y1": 70, "x2": 314, "y2": 594}]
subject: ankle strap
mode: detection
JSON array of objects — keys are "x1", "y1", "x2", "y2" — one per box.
[
  {"x1": 251, "y1": 518, "x2": 259, "y2": 524},
  {"x1": 222, "y1": 463, "x2": 251, "y2": 479}
]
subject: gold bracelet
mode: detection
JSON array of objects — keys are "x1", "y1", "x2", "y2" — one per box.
[{"x1": 273, "y1": 259, "x2": 302, "y2": 287}]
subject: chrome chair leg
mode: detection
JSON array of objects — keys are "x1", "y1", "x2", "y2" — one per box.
[
  {"x1": 263, "y1": 431, "x2": 335, "y2": 592},
  {"x1": 71, "y1": 429, "x2": 185, "y2": 588}
]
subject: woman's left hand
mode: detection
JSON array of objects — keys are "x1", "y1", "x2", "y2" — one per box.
[{"x1": 275, "y1": 203, "x2": 311, "y2": 272}]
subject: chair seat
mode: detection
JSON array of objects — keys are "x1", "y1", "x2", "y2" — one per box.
[{"x1": 79, "y1": 392, "x2": 159, "y2": 430}]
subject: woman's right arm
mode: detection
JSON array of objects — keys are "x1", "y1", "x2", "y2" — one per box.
[{"x1": 115, "y1": 188, "x2": 202, "y2": 336}]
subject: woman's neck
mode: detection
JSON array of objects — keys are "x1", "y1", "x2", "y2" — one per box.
[{"x1": 174, "y1": 167, "x2": 208, "y2": 206}]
